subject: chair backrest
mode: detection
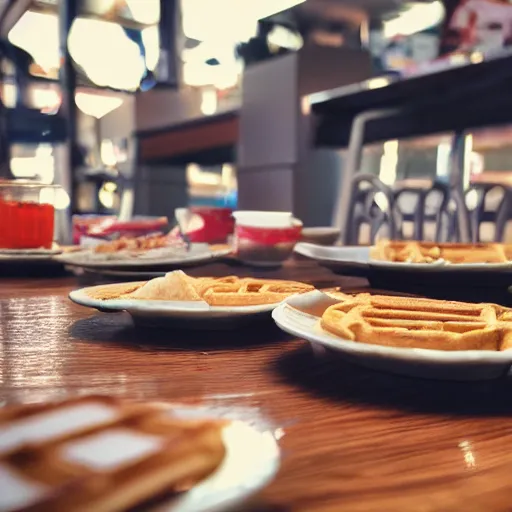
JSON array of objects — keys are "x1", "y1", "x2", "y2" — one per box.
[
  {"x1": 393, "y1": 182, "x2": 451, "y2": 241},
  {"x1": 465, "y1": 183, "x2": 512, "y2": 242},
  {"x1": 345, "y1": 173, "x2": 397, "y2": 245}
]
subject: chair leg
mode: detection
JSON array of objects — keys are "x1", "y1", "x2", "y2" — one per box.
[
  {"x1": 449, "y1": 132, "x2": 472, "y2": 243},
  {"x1": 333, "y1": 107, "x2": 401, "y2": 245}
]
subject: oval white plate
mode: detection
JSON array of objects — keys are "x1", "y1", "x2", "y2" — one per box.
[
  {"x1": 370, "y1": 259, "x2": 512, "y2": 272},
  {"x1": 0, "y1": 248, "x2": 62, "y2": 263},
  {"x1": 70, "y1": 284, "x2": 282, "y2": 321},
  {"x1": 56, "y1": 247, "x2": 232, "y2": 269},
  {"x1": 0, "y1": 248, "x2": 62, "y2": 256},
  {"x1": 293, "y1": 243, "x2": 370, "y2": 277},
  {"x1": 294, "y1": 242, "x2": 512, "y2": 274},
  {"x1": 272, "y1": 292, "x2": 512, "y2": 380},
  {"x1": 161, "y1": 408, "x2": 280, "y2": 512},
  {"x1": 294, "y1": 243, "x2": 370, "y2": 266}
]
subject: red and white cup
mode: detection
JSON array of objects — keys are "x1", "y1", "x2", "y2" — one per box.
[
  {"x1": 232, "y1": 211, "x2": 302, "y2": 266},
  {"x1": 175, "y1": 207, "x2": 234, "y2": 244}
]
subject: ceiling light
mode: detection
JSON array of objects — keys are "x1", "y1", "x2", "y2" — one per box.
[
  {"x1": 181, "y1": 0, "x2": 306, "y2": 41},
  {"x1": 8, "y1": 11, "x2": 59, "y2": 70},
  {"x1": 200, "y1": 89, "x2": 217, "y2": 115},
  {"x1": 268, "y1": 25, "x2": 303, "y2": 50},
  {"x1": 125, "y1": 0, "x2": 160, "y2": 24},
  {"x1": 75, "y1": 92, "x2": 123, "y2": 119},
  {"x1": 10, "y1": 12, "x2": 149, "y2": 91},
  {"x1": 383, "y1": 1, "x2": 444, "y2": 38},
  {"x1": 69, "y1": 19, "x2": 145, "y2": 90}
]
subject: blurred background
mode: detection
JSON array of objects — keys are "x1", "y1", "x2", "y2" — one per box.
[{"x1": 2, "y1": 0, "x2": 512, "y2": 244}]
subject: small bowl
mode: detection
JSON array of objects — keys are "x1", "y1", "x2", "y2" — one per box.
[
  {"x1": 300, "y1": 227, "x2": 340, "y2": 246},
  {"x1": 233, "y1": 211, "x2": 302, "y2": 267}
]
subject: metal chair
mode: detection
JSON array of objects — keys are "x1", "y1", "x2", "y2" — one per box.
[
  {"x1": 465, "y1": 183, "x2": 512, "y2": 242},
  {"x1": 345, "y1": 173, "x2": 398, "y2": 245},
  {"x1": 393, "y1": 182, "x2": 451, "y2": 241}
]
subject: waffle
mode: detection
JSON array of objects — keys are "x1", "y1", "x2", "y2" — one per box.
[
  {"x1": 0, "y1": 396, "x2": 226, "y2": 512},
  {"x1": 371, "y1": 240, "x2": 512, "y2": 264},
  {"x1": 94, "y1": 234, "x2": 179, "y2": 254},
  {"x1": 84, "y1": 282, "x2": 147, "y2": 301},
  {"x1": 87, "y1": 270, "x2": 314, "y2": 306},
  {"x1": 198, "y1": 277, "x2": 314, "y2": 306},
  {"x1": 321, "y1": 294, "x2": 512, "y2": 351}
]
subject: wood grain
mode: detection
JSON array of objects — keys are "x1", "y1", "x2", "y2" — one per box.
[{"x1": 1, "y1": 261, "x2": 512, "y2": 511}]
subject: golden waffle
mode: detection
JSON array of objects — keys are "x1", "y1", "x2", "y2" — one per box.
[
  {"x1": 87, "y1": 271, "x2": 314, "y2": 306},
  {"x1": 321, "y1": 294, "x2": 512, "y2": 351},
  {"x1": 94, "y1": 234, "x2": 174, "y2": 254},
  {"x1": 371, "y1": 240, "x2": 512, "y2": 264},
  {"x1": 85, "y1": 282, "x2": 146, "y2": 301},
  {"x1": 199, "y1": 277, "x2": 314, "y2": 306},
  {"x1": 0, "y1": 396, "x2": 226, "y2": 512}
]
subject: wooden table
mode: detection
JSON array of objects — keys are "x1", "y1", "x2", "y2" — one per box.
[{"x1": 1, "y1": 260, "x2": 512, "y2": 512}]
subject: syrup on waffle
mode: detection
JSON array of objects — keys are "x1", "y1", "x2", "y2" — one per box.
[
  {"x1": 0, "y1": 396, "x2": 226, "y2": 512},
  {"x1": 87, "y1": 270, "x2": 314, "y2": 306},
  {"x1": 321, "y1": 294, "x2": 512, "y2": 351},
  {"x1": 371, "y1": 240, "x2": 512, "y2": 264}
]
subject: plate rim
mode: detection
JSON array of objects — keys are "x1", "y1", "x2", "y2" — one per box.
[
  {"x1": 69, "y1": 287, "x2": 282, "y2": 317},
  {"x1": 165, "y1": 416, "x2": 280, "y2": 512},
  {"x1": 55, "y1": 248, "x2": 232, "y2": 269},
  {"x1": 369, "y1": 260, "x2": 512, "y2": 272},
  {"x1": 294, "y1": 242, "x2": 512, "y2": 273},
  {"x1": 293, "y1": 243, "x2": 371, "y2": 267},
  {"x1": 0, "y1": 248, "x2": 62, "y2": 255}
]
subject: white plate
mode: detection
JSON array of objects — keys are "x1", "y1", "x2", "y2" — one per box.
[
  {"x1": 370, "y1": 259, "x2": 512, "y2": 272},
  {"x1": 0, "y1": 249, "x2": 62, "y2": 264},
  {"x1": 70, "y1": 284, "x2": 282, "y2": 324},
  {"x1": 0, "y1": 402, "x2": 279, "y2": 512},
  {"x1": 272, "y1": 291, "x2": 512, "y2": 380},
  {"x1": 294, "y1": 243, "x2": 369, "y2": 264},
  {"x1": 0, "y1": 248, "x2": 61, "y2": 255},
  {"x1": 294, "y1": 242, "x2": 512, "y2": 276},
  {"x1": 294, "y1": 243, "x2": 370, "y2": 275},
  {"x1": 161, "y1": 405, "x2": 280, "y2": 512},
  {"x1": 55, "y1": 246, "x2": 232, "y2": 270}
]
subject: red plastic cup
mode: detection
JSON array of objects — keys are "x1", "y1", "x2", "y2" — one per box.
[
  {"x1": 232, "y1": 211, "x2": 302, "y2": 266},
  {"x1": 178, "y1": 207, "x2": 234, "y2": 244}
]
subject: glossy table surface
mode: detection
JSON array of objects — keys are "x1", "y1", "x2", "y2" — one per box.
[{"x1": 1, "y1": 260, "x2": 512, "y2": 512}]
